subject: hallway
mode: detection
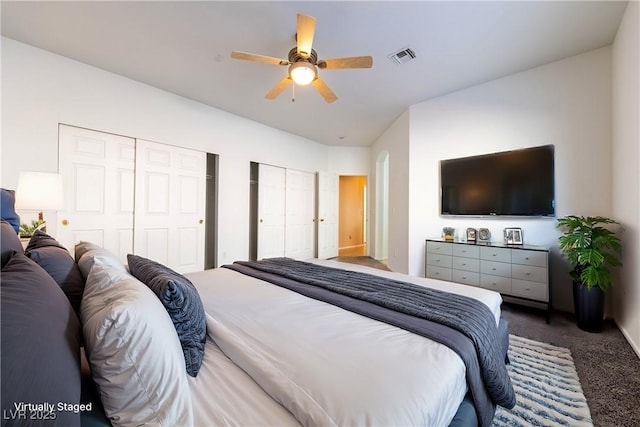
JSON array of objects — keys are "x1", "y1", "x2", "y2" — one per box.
[{"x1": 338, "y1": 244, "x2": 366, "y2": 257}]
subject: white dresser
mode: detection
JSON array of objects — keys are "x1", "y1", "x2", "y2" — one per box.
[{"x1": 425, "y1": 239, "x2": 551, "y2": 321}]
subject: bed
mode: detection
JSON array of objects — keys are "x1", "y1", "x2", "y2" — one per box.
[
  {"x1": 1, "y1": 201, "x2": 514, "y2": 426},
  {"x1": 187, "y1": 258, "x2": 513, "y2": 427}
]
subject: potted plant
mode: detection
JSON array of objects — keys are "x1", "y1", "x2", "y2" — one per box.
[
  {"x1": 557, "y1": 215, "x2": 622, "y2": 332},
  {"x1": 19, "y1": 219, "x2": 45, "y2": 238},
  {"x1": 442, "y1": 227, "x2": 456, "y2": 241}
]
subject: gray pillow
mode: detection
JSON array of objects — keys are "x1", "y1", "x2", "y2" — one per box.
[
  {"x1": 127, "y1": 254, "x2": 206, "y2": 377},
  {"x1": 1, "y1": 252, "x2": 82, "y2": 426},
  {"x1": 1, "y1": 219, "x2": 23, "y2": 268},
  {"x1": 26, "y1": 230, "x2": 85, "y2": 316}
]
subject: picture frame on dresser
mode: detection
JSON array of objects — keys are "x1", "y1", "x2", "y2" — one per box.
[
  {"x1": 504, "y1": 227, "x2": 523, "y2": 245},
  {"x1": 466, "y1": 227, "x2": 477, "y2": 243}
]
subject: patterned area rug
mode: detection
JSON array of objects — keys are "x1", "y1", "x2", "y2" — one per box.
[{"x1": 492, "y1": 335, "x2": 593, "y2": 426}]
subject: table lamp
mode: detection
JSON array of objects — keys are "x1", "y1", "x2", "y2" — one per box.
[{"x1": 15, "y1": 171, "x2": 64, "y2": 233}]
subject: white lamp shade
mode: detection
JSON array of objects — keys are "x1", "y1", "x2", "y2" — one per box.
[
  {"x1": 15, "y1": 171, "x2": 64, "y2": 211},
  {"x1": 289, "y1": 62, "x2": 316, "y2": 86}
]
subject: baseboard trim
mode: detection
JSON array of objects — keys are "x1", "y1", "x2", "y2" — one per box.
[{"x1": 616, "y1": 320, "x2": 640, "y2": 359}]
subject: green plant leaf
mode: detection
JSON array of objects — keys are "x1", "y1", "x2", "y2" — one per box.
[{"x1": 557, "y1": 214, "x2": 622, "y2": 290}]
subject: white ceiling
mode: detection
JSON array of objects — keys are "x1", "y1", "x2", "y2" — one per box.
[{"x1": 1, "y1": 1, "x2": 628, "y2": 147}]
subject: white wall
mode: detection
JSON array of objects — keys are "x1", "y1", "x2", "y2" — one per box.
[
  {"x1": 328, "y1": 146, "x2": 370, "y2": 176},
  {"x1": 371, "y1": 48, "x2": 612, "y2": 311},
  {"x1": 0, "y1": 37, "x2": 330, "y2": 265},
  {"x1": 612, "y1": 0, "x2": 640, "y2": 357},
  {"x1": 370, "y1": 110, "x2": 410, "y2": 273}
]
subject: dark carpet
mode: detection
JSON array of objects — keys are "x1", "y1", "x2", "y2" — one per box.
[
  {"x1": 334, "y1": 256, "x2": 640, "y2": 427},
  {"x1": 501, "y1": 303, "x2": 640, "y2": 427}
]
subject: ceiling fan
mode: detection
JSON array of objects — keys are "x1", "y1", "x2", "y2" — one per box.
[{"x1": 231, "y1": 14, "x2": 373, "y2": 103}]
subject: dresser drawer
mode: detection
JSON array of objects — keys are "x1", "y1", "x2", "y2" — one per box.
[
  {"x1": 480, "y1": 274, "x2": 512, "y2": 293},
  {"x1": 426, "y1": 254, "x2": 452, "y2": 268},
  {"x1": 512, "y1": 264, "x2": 547, "y2": 283},
  {"x1": 426, "y1": 265, "x2": 452, "y2": 282},
  {"x1": 452, "y1": 256, "x2": 480, "y2": 272},
  {"x1": 511, "y1": 250, "x2": 547, "y2": 267},
  {"x1": 452, "y1": 244, "x2": 480, "y2": 258},
  {"x1": 512, "y1": 279, "x2": 548, "y2": 302},
  {"x1": 480, "y1": 246, "x2": 511, "y2": 263},
  {"x1": 481, "y1": 260, "x2": 511, "y2": 277},
  {"x1": 452, "y1": 270, "x2": 480, "y2": 286},
  {"x1": 426, "y1": 241, "x2": 453, "y2": 256}
]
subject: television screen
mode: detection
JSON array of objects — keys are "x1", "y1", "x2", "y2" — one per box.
[{"x1": 440, "y1": 145, "x2": 555, "y2": 217}]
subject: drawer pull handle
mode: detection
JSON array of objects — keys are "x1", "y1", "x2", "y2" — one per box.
[
  {"x1": 492, "y1": 268, "x2": 496, "y2": 271},
  {"x1": 462, "y1": 276, "x2": 467, "y2": 280},
  {"x1": 525, "y1": 257, "x2": 530, "y2": 260},
  {"x1": 492, "y1": 282, "x2": 497, "y2": 286},
  {"x1": 462, "y1": 263, "x2": 466, "y2": 266},
  {"x1": 525, "y1": 272, "x2": 531, "y2": 276},
  {"x1": 492, "y1": 254, "x2": 497, "y2": 257}
]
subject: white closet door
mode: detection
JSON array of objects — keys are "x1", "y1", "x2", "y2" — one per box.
[
  {"x1": 285, "y1": 169, "x2": 316, "y2": 260},
  {"x1": 258, "y1": 164, "x2": 286, "y2": 260},
  {"x1": 134, "y1": 139, "x2": 206, "y2": 273},
  {"x1": 58, "y1": 125, "x2": 135, "y2": 263},
  {"x1": 317, "y1": 171, "x2": 339, "y2": 259}
]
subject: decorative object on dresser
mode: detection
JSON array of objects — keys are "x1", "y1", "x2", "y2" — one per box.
[
  {"x1": 557, "y1": 215, "x2": 622, "y2": 333},
  {"x1": 466, "y1": 227, "x2": 477, "y2": 243},
  {"x1": 442, "y1": 226, "x2": 456, "y2": 241},
  {"x1": 478, "y1": 228, "x2": 491, "y2": 243},
  {"x1": 503, "y1": 227, "x2": 523, "y2": 245},
  {"x1": 425, "y1": 239, "x2": 551, "y2": 322}
]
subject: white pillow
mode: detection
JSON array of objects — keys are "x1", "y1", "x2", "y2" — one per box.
[
  {"x1": 74, "y1": 241, "x2": 127, "y2": 279},
  {"x1": 81, "y1": 258, "x2": 193, "y2": 426}
]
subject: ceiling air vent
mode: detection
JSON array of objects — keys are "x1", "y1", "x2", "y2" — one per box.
[{"x1": 388, "y1": 48, "x2": 416, "y2": 65}]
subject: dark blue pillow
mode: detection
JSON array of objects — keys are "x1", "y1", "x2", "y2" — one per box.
[
  {"x1": 26, "y1": 230, "x2": 85, "y2": 317},
  {"x1": 127, "y1": 254, "x2": 206, "y2": 377},
  {"x1": 0, "y1": 188, "x2": 20, "y2": 233},
  {"x1": 1, "y1": 252, "x2": 81, "y2": 426},
  {"x1": 1, "y1": 219, "x2": 23, "y2": 268}
]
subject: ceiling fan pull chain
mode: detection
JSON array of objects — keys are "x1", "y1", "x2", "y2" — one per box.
[{"x1": 292, "y1": 83, "x2": 296, "y2": 102}]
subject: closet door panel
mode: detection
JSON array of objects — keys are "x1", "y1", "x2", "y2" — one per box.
[
  {"x1": 257, "y1": 164, "x2": 286, "y2": 260},
  {"x1": 58, "y1": 125, "x2": 135, "y2": 263},
  {"x1": 134, "y1": 140, "x2": 206, "y2": 273},
  {"x1": 317, "y1": 171, "x2": 339, "y2": 259},
  {"x1": 285, "y1": 169, "x2": 316, "y2": 260}
]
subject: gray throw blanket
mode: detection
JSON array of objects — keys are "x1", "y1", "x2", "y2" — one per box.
[{"x1": 225, "y1": 258, "x2": 515, "y2": 427}]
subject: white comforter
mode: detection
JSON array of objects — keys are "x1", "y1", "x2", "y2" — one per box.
[{"x1": 187, "y1": 260, "x2": 503, "y2": 427}]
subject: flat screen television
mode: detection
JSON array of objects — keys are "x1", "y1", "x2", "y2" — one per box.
[{"x1": 440, "y1": 145, "x2": 555, "y2": 217}]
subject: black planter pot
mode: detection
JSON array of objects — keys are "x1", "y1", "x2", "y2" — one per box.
[{"x1": 573, "y1": 281, "x2": 605, "y2": 333}]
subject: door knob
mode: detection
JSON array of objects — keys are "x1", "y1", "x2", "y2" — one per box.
[
  {"x1": 259, "y1": 219, "x2": 263, "y2": 223},
  {"x1": 199, "y1": 219, "x2": 204, "y2": 224},
  {"x1": 61, "y1": 219, "x2": 69, "y2": 226}
]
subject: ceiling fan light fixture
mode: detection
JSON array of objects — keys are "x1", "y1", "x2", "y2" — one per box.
[{"x1": 289, "y1": 62, "x2": 316, "y2": 85}]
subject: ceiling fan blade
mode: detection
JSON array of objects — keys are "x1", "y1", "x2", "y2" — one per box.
[
  {"x1": 231, "y1": 51, "x2": 289, "y2": 66},
  {"x1": 265, "y1": 76, "x2": 293, "y2": 100},
  {"x1": 296, "y1": 14, "x2": 316, "y2": 58},
  {"x1": 311, "y1": 77, "x2": 338, "y2": 103},
  {"x1": 318, "y1": 56, "x2": 373, "y2": 69}
]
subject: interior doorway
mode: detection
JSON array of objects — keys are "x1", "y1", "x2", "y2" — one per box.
[
  {"x1": 338, "y1": 175, "x2": 367, "y2": 256},
  {"x1": 375, "y1": 151, "x2": 389, "y2": 262}
]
